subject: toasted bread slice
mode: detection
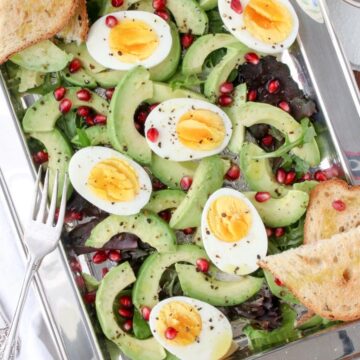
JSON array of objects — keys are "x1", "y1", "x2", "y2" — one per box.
[
  {"x1": 259, "y1": 226, "x2": 360, "y2": 321},
  {"x1": 304, "y1": 179, "x2": 360, "y2": 244},
  {"x1": 57, "y1": 0, "x2": 89, "y2": 44},
  {"x1": 0, "y1": 0, "x2": 78, "y2": 64}
]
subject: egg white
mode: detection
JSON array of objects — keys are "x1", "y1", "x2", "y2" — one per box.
[
  {"x1": 86, "y1": 11, "x2": 172, "y2": 70},
  {"x1": 218, "y1": 0, "x2": 299, "y2": 54},
  {"x1": 149, "y1": 296, "x2": 233, "y2": 360},
  {"x1": 68, "y1": 146, "x2": 152, "y2": 215},
  {"x1": 201, "y1": 188, "x2": 268, "y2": 275},
  {"x1": 145, "y1": 98, "x2": 233, "y2": 162}
]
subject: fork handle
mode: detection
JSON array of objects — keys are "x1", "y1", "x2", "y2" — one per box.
[{"x1": 2, "y1": 258, "x2": 39, "y2": 360}]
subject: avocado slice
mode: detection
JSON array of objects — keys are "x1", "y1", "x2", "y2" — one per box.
[
  {"x1": 237, "y1": 102, "x2": 321, "y2": 166},
  {"x1": 149, "y1": 22, "x2": 181, "y2": 82},
  {"x1": 182, "y1": 34, "x2": 238, "y2": 75},
  {"x1": 192, "y1": 227, "x2": 203, "y2": 248},
  {"x1": 204, "y1": 43, "x2": 250, "y2": 102},
  {"x1": 23, "y1": 88, "x2": 109, "y2": 133},
  {"x1": 176, "y1": 264, "x2": 263, "y2": 306},
  {"x1": 149, "y1": 82, "x2": 205, "y2": 103},
  {"x1": 199, "y1": 0, "x2": 217, "y2": 10},
  {"x1": 264, "y1": 270, "x2": 299, "y2": 304},
  {"x1": 30, "y1": 128, "x2": 73, "y2": 203},
  {"x1": 11, "y1": 40, "x2": 72, "y2": 73},
  {"x1": 96, "y1": 262, "x2": 166, "y2": 360},
  {"x1": 82, "y1": 273, "x2": 100, "y2": 292},
  {"x1": 169, "y1": 156, "x2": 224, "y2": 229},
  {"x1": 166, "y1": 0, "x2": 208, "y2": 35},
  {"x1": 149, "y1": 154, "x2": 198, "y2": 189},
  {"x1": 225, "y1": 83, "x2": 247, "y2": 154},
  {"x1": 108, "y1": 66, "x2": 152, "y2": 164},
  {"x1": 62, "y1": 68, "x2": 97, "y2": 88},
  {"x1": 144, "y1": 190, "x2": 186, "y2": 213},
  {"x1": 72, "y1": 125, "x2": 110, "y2": 147},
  {"x1": 245, "y1": 190, "x2": 309, "y2": 228},
  {"x1": 16, "y1": 68, "x2": 45, "y2": 93},
  {"x1": 132, "y1": 244, "x2": 207, "y2": 309},
  {"x1": 85, "y1": 210, "x2": 176, "y2": 253},
  {"x1": 91, "y1": 71, "x2": 126, "y2": 88},
  {"x1": 293, "y1": 180, "x2": 319, "y2": 194},
  {"x1": 240, "y1": 143, "x2": 287, "y2": 198}
]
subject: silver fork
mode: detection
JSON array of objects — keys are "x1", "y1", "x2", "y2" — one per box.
[{"x1": 2, "y1": 167, "x2": 68, "y2": 360}]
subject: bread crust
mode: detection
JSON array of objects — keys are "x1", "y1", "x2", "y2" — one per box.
[
  {"x1": 304, "y1": 179, "x2": 360, "y2": 244},
  {"x1": 0, "y1": 0, "x2": 78, "y2": 64}
]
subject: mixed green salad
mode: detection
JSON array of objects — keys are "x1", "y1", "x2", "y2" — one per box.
[{"x1": 3, "y1": 0, "x2": 339, "y2": 359}]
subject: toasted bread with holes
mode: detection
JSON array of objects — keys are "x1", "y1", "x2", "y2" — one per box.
[
  {"x1": 304, "y1": 179, "x2": 360, "y2": 244},
  {"x1": 57, "y1": 0, "x2": 89, "y2": 44},
  {"x1": 0, "y1": 0, "x2": 78, "y2": 64},
  {"x1": 259, "y1": 226, "x2": 360, "y2": 321}
]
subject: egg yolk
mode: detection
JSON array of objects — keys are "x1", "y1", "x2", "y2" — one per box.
[
  {"x1": 207, "y1": 196, "x2": 252, "y2": 243},
  {"x1": 109, "y1": 19, "x2": 159, "y2": 63},
  {"x1": 243, "y1": 0, "x2": 293, "y2": 44},
  {"x1": 87, "y1": 158, "x2": 140, "y2": 202},
  {"x1": 176, "y1": 109, "x2": 226, "y2": 151},
  {"x1": 156, "y1": 301, "x2": 202, "y2": 346}
]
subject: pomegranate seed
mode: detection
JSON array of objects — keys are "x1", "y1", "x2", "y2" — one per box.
[
  {"x1": 247, "y1": 89, "x2": 257, "y2": 101},
  {"x1": 218, "y1": 94, "x2": 233, "y2": 107},
  {"x1": 105, "y1": 15, "x2": 118, "y2": 28},
  {"x1": 314, "y1": 170, "x2": 327, "y2": 182},
  {"x1": 141, "y1": 306, "x2": 152, "y2": 321},
  {"x1": 165, "y1": 327, "x2": 178, "y2": 340},
  {"x1": 75, "y1": 275, "x2": 85, "y2": 289},
  {"x1": 285, "y1": 171, "x2": 296, "y2": 185},
  {"x1": 219, "y1": 82, "x2": 234, "y2": 94},
  {"x1": 108, "y1": 249, "x2": 121, "y2": 262},
  {"x1": 149, "y1": 103, "x2": 160, "y2": 112},
  {"x1": 230, "y1": 0, "x2": 243, "y2": 14},
  {"x1": 93, "y1": 251, "x2": 107, "y2": 264},
  {"x1": 59, "y1": 98, "x2": 72, "y2": 114},
  {"x1": 278, "y1": 101, "x2": 290, "y2": 112},
  {"x1": 196, "y1": 258, "x2": 209, "y2": 273},
  {"x1": 118, "y1": 307, "x2": 133, "y2": 318},
  {"x1": 111, "y1": 0, "x2": 124, "y2": 7},
  {"x1": 137, "y1": 110, "x2": 149, "y2": 124},
  {"x1": 180, "y1": 176, "x2": 193, "y2": 191},
  {"x1": 267, "y1": 79, "x2": 280, "y2": 94},
  {"x1": 147, "y1": 127, "x2": 159, "y2": 142},
  {"x1": 33, "y1": 150, "x2": 49, "y2": 164},
  {"x1": 183, "y1": 227, "x2": 195, "y2": 235},
  {"x1": 225, "y1": 164, "x2": 241, "y2": 181},
  {"x1": 77, "y1": 89, "x2": 92, "y2": 102},
  {"x1": 275, "y1": 227, "x2": 285, "y2": 238},
  {"x1": 94, "y1": 114, "x2": 107, "y2": 125},
  {"x1": 302, "y1": 172, "x2": 312, "y2": 181},
  {"x1": 152, "y1": 178, "x2": 166, "y2": 190},
  {"x1": 53, "y1": 86, "x2": 66, "y2": 101},
  {"x1": 266, "y1": 228, "x2": 273, "y2": 237},
  {"x1": 123, "y1": 319, "x2": 133, "y2": 332},
  {"x1": 135, "y1": 122, "x2": 143, "y2": 133},
  {"x1": 255, "y1": 192, "x2": 271, "y2": 203},
  {"x1": 155, "y1": 9, "x2": 170, "y2": 21},
  {"x1": 70, "y1": 258, "x2": 82, "y2": 273},
  {"x1": 332, "y1": 200, "x2": 346, "y2": 212},
  {"x1": 105, "y1": 88, "x2": 115, "y2": 100},
  {"x1": 58, "y1": 210, "x2": 83, "y2": 222},
  {"x1": 262, "y1": 135, "x2": 274, "y2": 147},
  {"x1": 274, "y1": 277, "x2": 283, "y2": 286},
  {"x1": 276, "y1": 168, "x2": 286, "y2": 184},
  {"x1": 153, "y1": 0, "x2": 167, "y2": 11},
  {"x1": 159, "y1": 210, "x2": 171, "y2": 223},
  {"x1": 102, "y1": 267, "x2": 109, "y2": 277},
  {"x1": 181, "y1": 33, "x2": 194, "y2": 49},
  {"x1": 119, "y1": 295, "x2": 133, "y2": 308},
  {"x1": 83, "y1": 292, "x2": 96, "y2": 304},
  {"x1": 244, "y1": 52, "x2": 260, "y2": 65},
  {"x1": 69, "y1": 58, "x2": 82, "y2": 73},
  {"x1": 77, "y1": 106, "x2": 91, "y2": 118},
  {"x1": 85, "y1": 115, "x2": 95, "y2": 126}
]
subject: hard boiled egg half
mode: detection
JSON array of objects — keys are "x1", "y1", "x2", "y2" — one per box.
[
  {"x1": 201, "y1": 188, "x2": 268, "y2": 275},
  {"x1": 145, "y1": 98, "x2": 233, "y2": 162},
  {"x1": 149, "y1": 296, "x2": 233, "y2": 360},
  {"x1": 86, "y1": 11, "x2": 172, "y2": 70},
  {"x1": 68, "y1": 146, "x2": 152, "y2": 215},
  {"x1": 218, "y1": 0, "x2": 299, "y2": 54}
]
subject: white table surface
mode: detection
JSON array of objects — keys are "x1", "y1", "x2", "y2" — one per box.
[{"x1": 0, "y1": 2, "x2": 359, "y2": 359}]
